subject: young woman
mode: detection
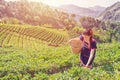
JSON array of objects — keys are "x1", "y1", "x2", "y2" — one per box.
[{"x1": 80, "y1": 29, "x2": 97, "y2": 69}]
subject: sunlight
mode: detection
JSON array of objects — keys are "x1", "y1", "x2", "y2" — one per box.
[
  {"x1": 6, "y1": 0, "x2": 120, "y2": 7},
  {"x1": 30, "y1": 0, "x2": 63, "y2": 7}
]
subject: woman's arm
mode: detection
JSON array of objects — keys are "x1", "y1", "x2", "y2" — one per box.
[{"x1": 85, "y1": 49, "x2": 95, "y2": 67}]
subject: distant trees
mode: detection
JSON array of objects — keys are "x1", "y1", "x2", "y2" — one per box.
[
  {"x1": 79, "y1": 16, "x2": 101, "y2": 29},
  {"x1": 106, "y1": 21, "x2": 120, "y2": 42},
  {"x1": 0, "y1": 0, "x2": 76, "y2": 28},
  {"x1": 93, "y1": 21, "x2": 120, "y2": 43},
  {"x1": 1, "y1": 17, "x2": 21, "y2": 24}
]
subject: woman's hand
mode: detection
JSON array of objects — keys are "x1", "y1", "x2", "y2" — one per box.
[
  {"x1": 85, "y1": 49, "x2": 95, "y2": 68},
  {"x1": 85, "y1": 65, "x2": 92, "y2": 69},
  {"x1": 85, "y1": 65, "x2": 89, "y2": 68}
]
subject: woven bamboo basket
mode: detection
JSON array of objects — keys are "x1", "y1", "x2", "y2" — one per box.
[{"x1": 69, "y1": 38, "x2": 82, "y2": 54}]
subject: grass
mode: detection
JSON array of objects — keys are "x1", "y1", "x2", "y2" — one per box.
[{"x1": 0, "y1": 42, "x2": 120, "y2": 80}]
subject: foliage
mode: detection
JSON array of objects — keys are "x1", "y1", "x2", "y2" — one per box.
[
  {"x1": 95, "y1": 21, "x2": 120, "y2": 43},
  {"x1": 68, "y1": 26, "x2": 84, "y2": 38},
  {"x1": 0, "y1": 40, "x2": 120, "y2": 80},
  {"x1": 79, "y1": 16, "x2": 101, "y2": 29},
  {"x1": 0, "y1": 0, "x2": 76, "y2": 28}
]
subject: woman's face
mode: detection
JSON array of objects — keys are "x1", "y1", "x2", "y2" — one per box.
[{"x1": 83, "y1": 35, "x2": 90, "y2": 40}]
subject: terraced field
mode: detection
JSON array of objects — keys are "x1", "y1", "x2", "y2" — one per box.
[{"x1": 0, "y1": 24, "x2": 69, "y2": 48}]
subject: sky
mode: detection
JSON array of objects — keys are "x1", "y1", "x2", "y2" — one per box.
[{"x1": 5, "y1": 0, "x2": 120, "y2": 8}]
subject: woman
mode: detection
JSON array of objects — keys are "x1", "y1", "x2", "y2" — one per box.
[{"x1": 80, "y1": 29, "x2": 97, "y2": 69}]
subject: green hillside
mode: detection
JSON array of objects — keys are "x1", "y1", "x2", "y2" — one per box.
[
  {"x1": 98, "y1": 2, "x2": 120, "y2": 22},
  {"x1": 0, "y1": 24, "x2": 69, "y2": 48},
  {"x1": 0, "y1": 0, "x2": 76, "y2": 28}
]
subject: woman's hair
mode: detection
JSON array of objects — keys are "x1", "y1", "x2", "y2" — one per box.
[
  {"x1": 83, "y1": 29, "x2": 93, "y2": 48},
  {"x1": 83, "y1": 29, "x2": 93, "y2": 36}
]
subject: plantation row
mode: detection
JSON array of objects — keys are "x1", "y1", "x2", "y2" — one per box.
[{"x1": 0, "y1": 24, "x2": 69, "y2": 48}]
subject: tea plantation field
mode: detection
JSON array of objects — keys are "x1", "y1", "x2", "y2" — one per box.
[{"x1": 0, "y1": 24, "x2": 120, "y2": 80}]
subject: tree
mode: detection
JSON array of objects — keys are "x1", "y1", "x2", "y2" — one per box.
[
  {"x1": 106, "y1": 21, "x2": 120, "y2": 42},
  {"x1": 71, "y1": 14, "x2": 76, "y2": 19},
  {"x1": 79, "y1": 16, "x2": 101, "y2": 29}
]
